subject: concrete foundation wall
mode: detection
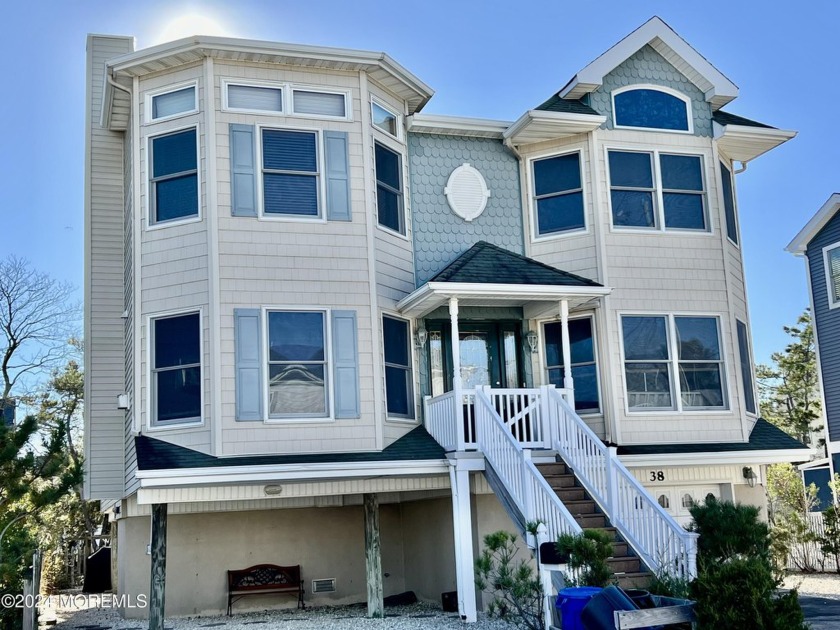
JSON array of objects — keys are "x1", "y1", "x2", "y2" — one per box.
[{"x1": 400, "y1": 497, "x2": 457, "y2": 604}]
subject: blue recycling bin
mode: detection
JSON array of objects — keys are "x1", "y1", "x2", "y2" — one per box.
[{"x1": 556, "y1": 586, "x2": 603, "y2": 630}]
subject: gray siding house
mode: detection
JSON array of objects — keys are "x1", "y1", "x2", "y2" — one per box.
[
  {"x1": 788, "y1": 194, "x2": 840, "y2": 492},
  {"x1": 84, "y1": 17, "x2": 809, "y2": 622}
]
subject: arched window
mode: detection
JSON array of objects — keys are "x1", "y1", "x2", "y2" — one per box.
[
  {"x1": 613, "y1": 86, "x2": 691, "y2": 132},
  {"x1": 658, "y1": 494, "x2": 670, "y2": 509},
  {"x1": 681, "y1": 493, "x2": 694, "y2": 509}
]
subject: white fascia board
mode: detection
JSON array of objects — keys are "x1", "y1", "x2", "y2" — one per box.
[
  {"x1": 798, "y1": 457, "x2": 829, "y2": 471},
  {"x1": 787, "y1": 194, "x2": 840, "y2": 255},
  {"x1": 620, "y1": 448, "x2": 812, "y2": 468},
  {"x1": 559, "y1": 16, "x2": 738, "y2": 105},
  {"x1": 108, "y1": 35, "x2": 433, "y2": 104},
  {"x1": 408, "y1": 114, "x2": 511, "y2": 138},
  {"x1": 714, "y1": 123, "x2": 797, "y2": 163},
  {"x1": 504, "y1": 110, "x2": 606, "y2": 144},
  {"x1": 135, "y1": 459, "x2": 450, "y2": 488}
]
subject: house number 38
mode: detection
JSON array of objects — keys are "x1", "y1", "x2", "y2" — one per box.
[{"x1": 649, "y1": 471, "x2": 665, "y2": 481}]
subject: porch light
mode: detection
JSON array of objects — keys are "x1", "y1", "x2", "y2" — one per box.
[
  {"x1": 414, "y1": 327, "x2": 428, "y2": 349},
  {"x1": 742, "y1": 467, "x2": 758, "y2": 488},
  {"x1": 525, "y1": 330, "x2": 539, "y2": 354}
]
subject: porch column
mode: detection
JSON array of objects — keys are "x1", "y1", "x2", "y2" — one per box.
[
  {"x1": 560, "y1": 299, "x2": 575, "y2": 409},
  {"x1": 364, "y1": 493, "x2": 384, "y2": 618},
  {"x1": 449, "y1": 463, "x2": 477, "y2": 622},
  {"x1": 149, "y1": 503, "x2": 167, "y2": 630},
  {"x1": 449, "y1": 297, "x2": 465, "y2": 449}
]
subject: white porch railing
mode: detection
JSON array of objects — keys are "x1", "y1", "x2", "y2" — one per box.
[
  {"x1": 474, "y1": 388, "x2": 582, "y2": 541},
  {"x1": 424, "y1": 391, "x2": 458, "y2": 451},
  {"x1": 547, "y1": 387, "x2": 698, "y2": 580}
]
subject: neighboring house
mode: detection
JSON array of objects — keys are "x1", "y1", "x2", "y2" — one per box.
[
  {"x1": 789, "y1": 193, "x2": 840, "y2": 502},
  {"x1": 84, "y1": 17, "x2": 809, "y2": 621}
]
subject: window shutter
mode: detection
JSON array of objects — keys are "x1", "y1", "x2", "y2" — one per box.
[
  {"x1": 331, "y1": 310, "x2": 360, "y2": 418},
  {"x1": 230, "y1": 124, "x2": 257, "y2": 217},
  {"x1": 234, "y1": 308, "x2": 263, "y2": 421},
  {"x1": 324, "y1": 131, "x2": 351, "y2": 221}
]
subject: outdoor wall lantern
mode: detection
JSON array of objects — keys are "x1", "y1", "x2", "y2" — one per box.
[
  {"x1": 525, "y1": 330, "x2": 539, "y2": 354},
  {"x1": 742, "y1": 466, "x2": 758, "y2": 488},
  {"x1": 415, "y1": 327, "x2": 428, "y2": 349}
]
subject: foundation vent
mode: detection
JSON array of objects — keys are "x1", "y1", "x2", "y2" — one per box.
[{"x1": 312, "y1": 578, "x2": 336, "y2": 593}]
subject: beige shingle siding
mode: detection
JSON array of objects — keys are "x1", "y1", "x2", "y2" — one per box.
[{"x1": 85, "y1": 36, "x2": 132, "y2": 500}]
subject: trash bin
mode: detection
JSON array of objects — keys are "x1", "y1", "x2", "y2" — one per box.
[
  {"x1": 555, "y1": 586, "x2": 603, "y2": 630},
  {"x1": 581, "y1": 585, "x2": 656, "y2": 630},
  {"x1": 624, "y1": 588, "x2": 656, "y2": 609}
]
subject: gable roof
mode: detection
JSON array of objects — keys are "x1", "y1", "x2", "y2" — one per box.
[
  {"x1": 136, "y1": 426, "x2": 445, "y2": 471},
  {"x1": 618, "y1": 418, "x2": 810, "y2": 459},
  {"x1": 535, "y1": 94, "x2": 601, "y2": 116},
  {"x1": 429, "y1": 241, "x2": 602, "y2": 287},
  {"x1": 787, "y1": 193, "x2": 840, "y2": 254},
  {"x1": 558, "y1": 16, "x2": 738, "y2": 111}
]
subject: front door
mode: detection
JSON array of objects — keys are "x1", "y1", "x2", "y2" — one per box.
[{"x1": 428, "y1": 322, "x2": 522, "y2": 396}]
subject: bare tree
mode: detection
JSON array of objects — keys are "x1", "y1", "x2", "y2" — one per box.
[{"x1": 0, "y1": 256, "x2": 80, "y2": 401}]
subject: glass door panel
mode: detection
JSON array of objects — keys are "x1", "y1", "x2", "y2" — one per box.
[{"x1": 459, "y1": 332, "x2": 491, "y2": 389}]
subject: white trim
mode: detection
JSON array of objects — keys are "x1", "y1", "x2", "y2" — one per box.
[
  {"x1": 620, "y1": 448, "x2": 811, "y2": 468},
  {"x1": 503, "y1": 110, "x2": 606, "y2": 146},
  {"x1": 540, "y1": 313, "x2": 603, "y2": 416},
  {"x1": 527, "y1": 147, "x2": 590, "y2": 242},
  {"x1": 145, "y1": 307, "x2": 206, "y2": 431},
  {"x1": 618, "y1": 311, "x2": 731, "y2": 415},
  {"x1": 371, "y1": 96, "x2": 402, "y2": 141},
  {"x1": 717, "y1": 157, "x2": 741, "y2": 248},
  {"x1": 604, "y1": 143, "x2": 712, "y2": 235},
  {"x1": 374, "y1": 139, "x2": 409, "y2": 237},
  {"x1": 262, "y1": 306, "x2": 335, "y2": 423},
  {"x1": 256, "y1": 124, "x2": 326, "y2": 223},
  {"x1": 788, "y1": 194, "x2": 840, "y2": 254},
  {"x1": 611, "y1": 84, "x2": 694, "y2": 134},
  {"x1": 822, "y1": 242, "x2": 840, "y2": 309},
  {"x1": 407, "y1": 113, "x2": 511, "y2": 139},
  {"x1": 714, "y1": 122, "x2": 797, "y2": 165},
  {"x1": 144, "y1": 80, "x2": 198, "y2": 124},
  {"x1": 734, "y1": 318, "x2": 759, "y2": 417},
  {"x1": 289, "y1": 85, "x2": 352, "y2": 122},
  {"x1": 145, "y1": 123, "x2": 202, "y2": 229},
  {"x1": 135, "y1": 459, "x2": 451, "y2": 488},
  {"x1": 132, "y1": 75, "x2": 142, "y2": 437}
]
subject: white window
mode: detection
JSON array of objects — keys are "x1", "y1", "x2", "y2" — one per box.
[
  {"x1": 292, "y1": 89, "x2": 346, "y2": 118},
  {"x1": 608, "y1": 149, "x2": 707, "y2": 232},
  {"x1": 824, "y1": 243, "x2": 840, "y2": 309},
  {"x1": 372, "y1": 100, "x2": 400, "y2": 138},
  {"x1": 227, "y1": 84, "x2": 283, "y2": 112},
  {"x1": 612, "y1": 85, "x2": 692, "y2": 133},
  {"x1": 149, "y1": 127, "x2": 199, "y2": 225},
  {"x1": 151, "y1": 312, "x2": 202, "y2": 426},
  {"x1": 383, "y1": 315, "x2": 414, "y2": 419},
  {"x1": 149, "y1": 84, "x2": 197, "y2": 121},
  {"x1": 375, "y1": 142, "x2": 405, "y2": 234},
  {"x1": 267, "y1": 310, "x2": 329, "y2": 418},
  {"x1": 531, "y1": 151, "x2": 585, "y2": 237},
  {"x1": 543, "y1": 317, "x2": 600, "y2": 414},
  {"x1": 621, "y1": 315, "x2": 727, "y2": 412}
]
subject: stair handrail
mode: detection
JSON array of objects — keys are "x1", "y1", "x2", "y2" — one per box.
[
  {"x1": 475, "y1": 387, "x2": 582, "y2": 543},
  {"x1": 547, "y1": 387, "x2": 698, "y2": 580}
]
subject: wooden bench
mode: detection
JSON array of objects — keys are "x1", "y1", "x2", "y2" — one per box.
[{"x1": 227, "y1": 564, "x2": 305, "y2": 615}]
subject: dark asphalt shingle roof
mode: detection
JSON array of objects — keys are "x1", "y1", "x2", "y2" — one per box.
[
  {"x1": 617, "y1": 418, "x2": 809, "y2": 457},
  {"x1": 712, "y1": 111, "x2": 775, "y2": 129},
  {"x1": 429, "y1": 241, "x2": 602, "y2": 287},
  {"x1": 136, "y1": 426, "x2": 445, "y2": 471},
  {"x1": 536, "y1": 94, "x2": 601, "y2": 116}
]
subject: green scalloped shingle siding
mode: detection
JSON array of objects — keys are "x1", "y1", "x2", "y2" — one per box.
[
  {"x1": 408, "y1": 133, "x2": 524, "y2": 286},
  {"x1": 590, "y1": 44, "x2": 713, "y2": 136}
]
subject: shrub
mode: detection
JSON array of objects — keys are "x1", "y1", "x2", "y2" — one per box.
[
  {"x1": 555, "y1": 529, "x2": 614, "y2": 587},
  {"x1": 475, "y1": 530, "x2": 543, "y2": 630},
  {"x1": 819, "y1": 505, "x2": 840, "y2": 574}
]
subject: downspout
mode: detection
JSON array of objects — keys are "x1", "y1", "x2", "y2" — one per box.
[{"x1": 734, "y1": 160, "x2": 748, "y2": 174}]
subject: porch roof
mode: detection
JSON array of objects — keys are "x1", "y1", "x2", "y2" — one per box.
[{"x1": 398, "y1": 241, "x2": 611, "y2": 318}]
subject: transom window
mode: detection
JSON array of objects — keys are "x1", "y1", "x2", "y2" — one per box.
[
  {"x1": 613, "y1": 87, "x2": 691, "y2": 132},
  {"x1": 375, "y1": 142, "x2": 405, "y2": 234},
  {"x1": 824, "y1": 243, "x2": 840, "y2": 309},
  {"x1": 608, "y1": 150, "x2": 706, "y2": 231},
  {"x1": 383, "y1": 316, "x2": 413, "y2": 418},
  {"x1": 544, "y1": 318, "x2": 600, "y2": 414},
  {"x1": 621, "y1": 315, "x2": 726, "y2": 411},
  {"x1": 261, "y1": 129, "x2": 320, "y2": 217},
  {"x1": 267, "y1": 311, "x2": 328, "y2": 417},
  {"x1": 152, "y1": 312, "x2": 201, "y2": 425},
  {"x1": 532, "y1": 152, "x2": 584, "y2": 236},
  {"x1": 225, "y1": 83, "x2": 347, "y2": 119},
  {"x1": 228, "y1": 84, "x2": 283, "y2": 112},
  {"x1": 150, "y1": 85, "x2": 196, "y2": 121},
  {"x1": 372, "y1": 101, "x2": 399, "y2": 138},
  {"x1": 149, "y1": 128, "x2": 198, "y2": 224}
]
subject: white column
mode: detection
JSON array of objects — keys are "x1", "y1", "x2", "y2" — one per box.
[
  {"x1": 560, "y1": 299, "x2": 575, "y2": 409},
  {"x1": 449, "y1": 463, "x2": 477, "y2": 622},
  {"x1": 450, "y1": 297, "x2": 465, "y2": 450}
]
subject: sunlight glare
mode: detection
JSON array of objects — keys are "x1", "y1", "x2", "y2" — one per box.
[{"x1": 155, "y1": 12, "x2": 230, "y2": 44}]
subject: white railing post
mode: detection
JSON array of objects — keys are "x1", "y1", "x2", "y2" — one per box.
[
  {"x1": 522, "y1": 449, "x2": 534, "y2": 526},
  {"x1": 536, "y1": 523, "x2": 554, "y2": 630},
  {"x1": 686, "y1": 532, "x2": 699, "y2": 579},
  {"x1": 449, "y1": 297, "x2": 465, "y2": 451},
  {"x1": 539, "y1": 385, "x2": 552, "y2": 449},
  {"x1": 605, "y1": 446, "x2": 618, "y2": 516}
]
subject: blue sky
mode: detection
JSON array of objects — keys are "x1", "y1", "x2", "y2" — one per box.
[{"x1": 1, "y1": 0, "x2": 836, "y2": 364}]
